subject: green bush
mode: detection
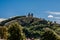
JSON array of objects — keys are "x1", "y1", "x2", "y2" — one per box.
[
  {"x1": 7, "y1": 22, "x2": 26, "y2": 40},
  {"x1": 42, "y1": 28, "x2": 60, "y2": 40}
]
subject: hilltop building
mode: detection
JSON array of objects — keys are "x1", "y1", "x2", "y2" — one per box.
[{"x1": 28, "y1": 13, "x2": 33, "y2": 17}]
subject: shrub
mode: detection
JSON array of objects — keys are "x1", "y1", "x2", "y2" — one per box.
[{"x1": 7, "y1": 22, "x2": 26, "y2": 40}]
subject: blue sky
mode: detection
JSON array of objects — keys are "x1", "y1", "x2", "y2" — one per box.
[{"x1": 0, "y1": 0, "x2": 60, "y2": 23}]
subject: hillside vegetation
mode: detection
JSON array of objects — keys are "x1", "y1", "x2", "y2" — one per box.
[{"x1": 0, "y1": 14, "x2": 60, "y2": 40}]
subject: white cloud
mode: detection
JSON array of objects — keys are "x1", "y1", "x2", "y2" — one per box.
[
  {"x1": 46, "y1": 11, "x2": 60, "y2": 24},
  {"x1": 54, "y1": 17, "x2": 60, "y2": 19},
  {"x1": 0, "y1": 18, "x2": 6, "y2": 22},
  {"x1": 46, "y1": 11, "x2": 60, "y2": 15},
  {"x1": 56, "y1": 20, "x2": 60, "y2": 24},
  {"x1": 48, "y1": 15, "x2": 53, "y2": 18}
]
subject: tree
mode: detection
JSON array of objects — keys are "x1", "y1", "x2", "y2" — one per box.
[{"x1": 7, "y1": 22, "x2": 26, "y2": 40}]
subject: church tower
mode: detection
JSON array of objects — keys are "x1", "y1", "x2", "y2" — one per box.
[{"x1": 28, "y1": 13, "x2": 33, "y2": 17}]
